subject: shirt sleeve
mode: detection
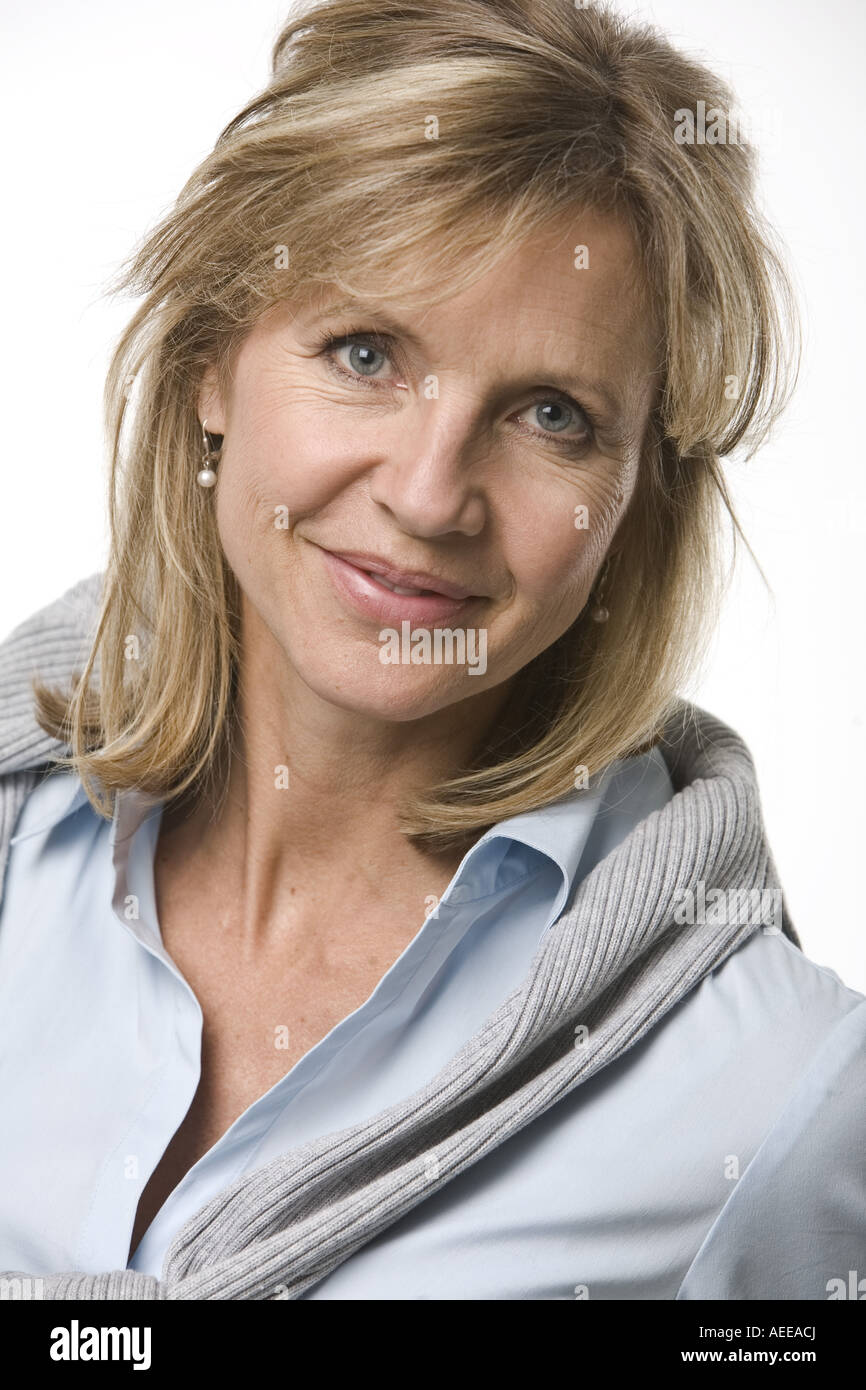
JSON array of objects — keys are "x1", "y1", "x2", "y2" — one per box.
[{"x1": 676, "y1": 997, "x2": 866, "y2": 1300}]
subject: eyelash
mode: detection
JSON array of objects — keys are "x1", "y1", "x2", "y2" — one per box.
[{"x1": 311, "y1": 326, "x2": 599, "y2": 453}]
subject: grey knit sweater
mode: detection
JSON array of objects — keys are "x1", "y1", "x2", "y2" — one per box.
[{"x1": 0, "y1": 572, "x2": 798, "y2": 1299}]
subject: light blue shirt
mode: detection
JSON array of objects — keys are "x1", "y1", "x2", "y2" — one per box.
[{"x1": 1, "y1": 749, "x2": 863, "y2": 1299}]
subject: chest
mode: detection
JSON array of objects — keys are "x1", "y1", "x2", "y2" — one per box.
[
  {"x1": 167, "y1": 933, "x2": 406, "y2": 1115},
  {"x1": 127, "y1": 886, "x2": 430, "y2": 1260}
]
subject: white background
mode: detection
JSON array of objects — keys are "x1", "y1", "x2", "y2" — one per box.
[{"x1": 2, "y1": 0, "x2": 864, "y2": 989}]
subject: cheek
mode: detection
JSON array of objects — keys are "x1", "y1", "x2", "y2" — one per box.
[
  {"x1": 213, "y1": 446, "x2": 270, "y2": 556},
  {"x1": 501, "y1": 467, "x2": 630, "y2": 608},
  {"x1": 508, "y1": 532, "x2": 595, "y2": 623},
  {"x1": 214, "y1": 394, "x2": 363, "y2": 538}
]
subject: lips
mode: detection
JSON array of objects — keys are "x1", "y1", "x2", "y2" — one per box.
[
  {"x1": 322, "y1": 550, "x2": 478, "y2": 600},
  {"x1": 314, "y1": 545, "x2": 483, "y2": 624}
]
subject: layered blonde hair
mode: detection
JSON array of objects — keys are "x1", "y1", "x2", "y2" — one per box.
[{"x1": 34, "y1": 0, "x2": 800, "y2": 851}]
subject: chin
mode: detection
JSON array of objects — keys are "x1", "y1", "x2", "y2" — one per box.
[{"x1": 297, "y1": 657, "x2": 488, "y2": 723}]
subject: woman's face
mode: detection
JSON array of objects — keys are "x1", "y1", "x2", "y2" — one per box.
[{"x1": 201, "y1": 211, "x2": 661, "y2": 722}]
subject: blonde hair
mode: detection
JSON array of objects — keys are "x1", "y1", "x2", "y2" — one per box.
[{"x1": 34, "y1": 0, "x2": 801, "y2": 851}]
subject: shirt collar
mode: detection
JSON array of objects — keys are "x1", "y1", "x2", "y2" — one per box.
[
  {"x1": 11, "y1": 751, "x2": 670, "y2": 938},
  {"x1": 9, "y1": 769, "x2": 161, "y2": 855},
  {"x1": 8, "y1": 769, "x2": 91, "y2": 844},
  {"x1": 453, "y1": 757, "x2": 627, "y2": 931}
]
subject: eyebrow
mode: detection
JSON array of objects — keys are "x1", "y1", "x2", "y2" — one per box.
[{"x1": 316, "y1": 298, "x2": 633, "y2": 429}]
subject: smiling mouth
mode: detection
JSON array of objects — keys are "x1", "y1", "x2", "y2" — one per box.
[
  {"x1": 321, "y1": 547, "x2": 482, "y2": 601},
  {"x1": 314, "y1": 544, "x2": 487, "y2": 623}
]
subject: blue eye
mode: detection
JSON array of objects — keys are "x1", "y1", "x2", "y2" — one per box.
[
  {"x1": 534, "y1": 401, "x2": 574, "y2": 433},
  {"x1": 319, "y1": 333, "x2": 393, "y2": 380},
  {"x1": 341, "y1": 341, "x2": 388, "y2": 376},
  {"x1": 517, "y1": 397, "x2": 593, "y2": 447}
]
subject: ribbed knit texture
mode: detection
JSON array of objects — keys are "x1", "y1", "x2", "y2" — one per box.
[{"x1": 0, "y1": 573, "x2": 800, "y2": 1299}]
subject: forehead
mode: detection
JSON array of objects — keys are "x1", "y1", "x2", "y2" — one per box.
[
  {"x1": 404, "y1": 209, "x2": 659, "y2": 392},
  {"x1": 426, "y1": 210, "x2": 651, "y2": 328}
]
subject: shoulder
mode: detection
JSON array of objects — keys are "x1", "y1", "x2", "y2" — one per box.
[
  {"x1": 0, "y1": 571, "x2": 104, "y2": 663},
  {"x1": 675, "y1": 932, "x2": 866, "y2": 1299},
  {"x1": 699, "y1": 925, "x2": 863, "y2": 1040},
  {"x1": 0, "y1": 569, "x2": 104, "y2": 644},
  {"x1": 0, "y1": 572, "x2": 104, "y2": 777},
  {"x1": 673, "y1": 928, "x2": 863, "y2": 1116}
]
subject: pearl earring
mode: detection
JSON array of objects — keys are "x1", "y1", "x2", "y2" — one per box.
[{"x1": 197, "y1": 419, "x2": 221, "y2": 488}]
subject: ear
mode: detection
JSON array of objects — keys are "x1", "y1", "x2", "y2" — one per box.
[{"x1": 197, "y1": 363, "x2": 227, "y2": 435}]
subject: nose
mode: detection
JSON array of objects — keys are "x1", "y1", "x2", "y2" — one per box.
[{"x1": 367, "y1": 396, "x2": 488, "y2": 539}]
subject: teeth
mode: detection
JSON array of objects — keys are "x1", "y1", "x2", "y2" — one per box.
[{"x1": 367, "y1": 570, "x2": 429, "y2": 597}]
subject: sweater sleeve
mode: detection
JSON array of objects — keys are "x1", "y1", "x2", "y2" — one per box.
[{"x1": 676, "y1": 998, "x2": 866, "y2": 1300}]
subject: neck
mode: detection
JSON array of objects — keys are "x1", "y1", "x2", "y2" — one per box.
[{"x1": 158, "y1": 619, "x2": 516, "y2": 950}]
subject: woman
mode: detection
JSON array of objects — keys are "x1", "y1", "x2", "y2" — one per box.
[{"x1": 0, "y1": 0, "x2": 863, "y2": 1301}]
